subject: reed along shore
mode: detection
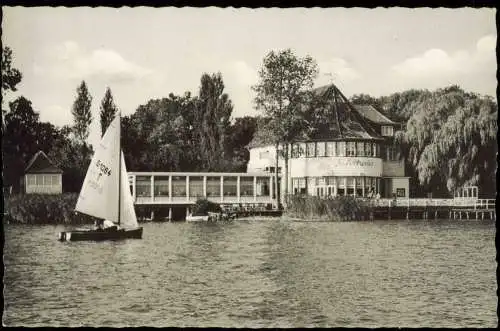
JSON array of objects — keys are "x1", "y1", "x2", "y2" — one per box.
[
  {"x1": 4, "y1": 193, "x2": 97, "y2": 225},
  {"x1": 285, "y1": 195, "x2": 371, "y2": 222}
]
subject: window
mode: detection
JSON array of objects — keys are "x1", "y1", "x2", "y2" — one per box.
[
  {"x1": 189, "y1": 176, "x2": 204, "y2": 198},
  {"x1": 326, "y1": 142, "x2": 335, "y2": 156},
  {"x1": 256, "y1": 177, "x2": 270, "y2": 196},
  {"x1": 297, "y1": 143, "x2": 306, "y2": 157},
  {"x1": 171, "y1": 176, "x2": 186, "y2": 197},
  {"x1": 51, "y1": 175, "x2": 60, "y2": 185},
  {"x1": 382, "y1": 125, "x2": 394, "y2": 137},
  {"x1": 372, "y1": 143, "x2": 377, "y2": 157},
  {"x1": 136, "y1": 176, "x2": 151, "y2": 197},
  {"x1": 28, "y1": 174, "x2": 36, "y2": 186},
  {"x1": 396, "y1": 188, "x2": 406, "y2": 197},
  {"x1": 365, "y1": 142, "x2": 373, "y2": 157},
  {"x1": 346, "y1": 142, "x2": 356, "y2": 156},
  {"x1": 357, "y1": 142, "x2": 365, "y2": 156},
  {"x1": 240, "y1": 177, "x2": 254, "y2": 196},
  {"x1": 316, "y1": 142, "x2": 325, "y2": 157},
  {"x1": 291, "y1": 144, "x2": 299, "y2": 158},
  {"x1": 387, "y1": 147, "x2": 398, "y2": 161},
  {"x1": 337, "y1": 142, "x2": 345, "y2": 156},
  {"x1": 154, "y1": 176, "x2": 170, "y2": 197},
  {"x1": 206, "y1": 177, "x2": 221, "y2": 197},
  {"x1": 223, "y1": 177, "x2": 238, "y2": 196},
  {"x1": 306, "y1": 142, "x2": 316, "y2": 157}
]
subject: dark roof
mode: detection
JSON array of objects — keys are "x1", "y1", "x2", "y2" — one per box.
[
  {"x1": 306, "y1": 84, "x2": 383, "y2": 140},
  {"x1": 247, "y1": 83, "x2": 385, "y2": 149},
  {"x1": 25, "y1": 151, "x2": 63, "y2": 174},
  {"x1": 353, "y1": 104, "x2": 396, "y2": 125}
]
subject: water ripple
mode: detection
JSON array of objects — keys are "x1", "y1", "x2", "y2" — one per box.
[{"x1": 3, "y1": 220, "x2": 497, "y2": 327}]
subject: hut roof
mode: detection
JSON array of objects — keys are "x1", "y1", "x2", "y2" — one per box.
[{"x1": 24, "y1": 150, "x2": 63, "y2": 174}]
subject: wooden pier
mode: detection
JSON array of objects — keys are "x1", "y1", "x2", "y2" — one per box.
[{"x1": 366, "y1": 197, "x2": 496, "y2": 221}]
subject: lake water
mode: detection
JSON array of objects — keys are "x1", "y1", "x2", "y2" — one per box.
[{"x1": 3, "y1": 219, "x2": 497, "y2": 327}]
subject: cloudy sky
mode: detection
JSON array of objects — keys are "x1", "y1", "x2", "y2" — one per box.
[{"x1": 2, "y1": 7, "x2": 496, "y2": 147}]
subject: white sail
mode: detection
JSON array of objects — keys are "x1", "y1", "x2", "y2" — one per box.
[
  {"x1": 119, "y1": 151, "x2": 139, "y2": 229},
  {"x1": 75, "y1": 115, "x2": 121, "y2": 221}
]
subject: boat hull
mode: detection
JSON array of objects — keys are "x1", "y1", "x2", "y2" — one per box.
[
  {"x1": 58, "y1": 227, "x2": 143, "y2": 242},
  {"x1": 186, "y1": 215, "x2": 209, "y2": 222}
]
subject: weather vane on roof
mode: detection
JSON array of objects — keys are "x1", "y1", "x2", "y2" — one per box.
[{"x1": 324, "y1": 72, "x2": 335, "y2": 84}]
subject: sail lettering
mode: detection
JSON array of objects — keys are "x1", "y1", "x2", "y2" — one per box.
[{"x1": 96, "y1": 160, "x2": 112, "y2": 176}]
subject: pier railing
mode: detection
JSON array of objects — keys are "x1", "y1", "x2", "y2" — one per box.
[{"x1": 365, "y1": 198, "x2": 495, "y2": 208}]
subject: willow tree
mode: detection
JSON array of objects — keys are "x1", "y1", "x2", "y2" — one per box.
[
  {"x1": 396, "y1": 86, "x2": 497, "y2": 197},
  {"x1": 99, "y1": 87, "x2": 118, "y2": 137},
  {"x1": 252, "y1": 49, "x2": 318, "y2": 206}
]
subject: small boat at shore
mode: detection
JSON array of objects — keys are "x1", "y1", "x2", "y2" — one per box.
[
  {"x1": 58, "y1": 113, "x2": 143, "y2": 242},
  {"x1": 186, "y1": 213, "x2": 210, "y2": 222}
]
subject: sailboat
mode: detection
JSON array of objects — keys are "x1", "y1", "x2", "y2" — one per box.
[{"x1": 58, "y1": 113, "x2": 143, "y2": 241}]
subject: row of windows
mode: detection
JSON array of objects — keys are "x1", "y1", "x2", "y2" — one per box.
[
  {"x1": 133, "y1": 176, "x2": 271, "y2": 198},
  {"x1": 27, "y1": 174, "x2": 60, "y2": 186},
  {"x1": 288, "y1": 142, "x2": 399, "y2": 161},
  {"x1": 292, "y1": 176, "x2": 380, "y2": 197},
  {"x1": 292, "y1": 176, "x2": 379, "y2": 189}
]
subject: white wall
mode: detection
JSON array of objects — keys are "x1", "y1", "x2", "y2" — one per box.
[
  {"x1": 247, "y1": 146, "x2": 285, "y2": 172},
  {"x1": 390, "y1": 177, "x2": 410, "y2": 197},
  {"x1": 289, "y1": 157, "x2": 383, "y2": 177}
]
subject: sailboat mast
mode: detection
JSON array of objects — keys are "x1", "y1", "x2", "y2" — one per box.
[{"x1": 117, "y1": 111, "x2": 121, "y2": 226}]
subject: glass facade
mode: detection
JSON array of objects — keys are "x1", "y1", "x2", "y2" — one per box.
[{"x1": 291, "y1": 176, "x2": 380, "y2": 197}]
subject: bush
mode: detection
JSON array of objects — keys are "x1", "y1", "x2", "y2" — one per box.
[
  {"x1": 191, "y1": 199, "x2": 222, "y2": 216},
  {"x1": 4, "y1": 193, "x2": 99, "y2": 225},
  {"x1": 286, "y1": 195, "x2": 370, "y2": 221}
]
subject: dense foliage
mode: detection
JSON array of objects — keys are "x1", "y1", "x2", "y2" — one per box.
[
  {"x1": 351, "y1": 86, "x2": 497, "y2": 197},
  {"x1": 252, "y1": 49, "x2": 319, "y2": 200},
  {"x1": 121, "y1": 73, "x2": 258, "y2": 172},
  {"x1": 191, "y1": 198, "x2": 222, "y2": 216}
]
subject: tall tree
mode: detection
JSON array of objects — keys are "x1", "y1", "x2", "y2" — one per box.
[
  {"x1": 2, "y1": 46, "x2": 23, "y2": 127},
  {"x1": 71, "y1": 81, "x2": 93, "y2": 143},
  {"x1": 1, "y1": 46, "x2": 23, "y2": 94},
  {"x1": 3, "y1": 97, "x2": 41, "y2": 192},
  {"x1": 252, "y1": 49, "x2": 318, "y2": 206},
  {"x1": 193, "y1": 73, "x2": 233, "y2": 171},
  {"x1": 99, "y1": 87, "x2": 118, "y2": 137}
]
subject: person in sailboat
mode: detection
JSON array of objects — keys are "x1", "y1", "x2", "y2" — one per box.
[{"x1": 95, "y1": 219, "x2": 119, "y2": 231}]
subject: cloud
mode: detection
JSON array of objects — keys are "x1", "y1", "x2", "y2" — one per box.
[
  {"x1": 33, "y1": 41, "x2": 152, "y2": 83},
  {"x1": 224, "y1": 60, "x2": 259, "y2": 86},
  {"x1": 391, "y1": 34, "x2": 496, "y2": 77},
  {"x1": 318, "y1": 58, "x2": 361, "y2": 82}
]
